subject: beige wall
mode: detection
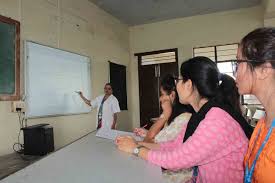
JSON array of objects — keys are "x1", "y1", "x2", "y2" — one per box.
[
  {"x1": 263, "y1": 0, "x2": 275, "y2": 26},
  {"x1": 0, "y1": 0, "x2": 131, "y2": 156},
  {"x1": 264, "y1": 18, "x2": 275, "y2": 26},
  {"x1": 129, "y1": 6, "x2": 264, "y2": 128},
  {"x1": 0, "y1": 2, "x2": 269, "y2": 156}
]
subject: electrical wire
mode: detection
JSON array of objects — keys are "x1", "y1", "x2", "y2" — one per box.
[
  {"x1": 13, "y1": 112, "x2": 28, "y2": 156},
  {"x1": 13, "y1": 111, "x2": 24, "y2": 154},
  {"x1": 13, "y1": 110, "x2": 34, "y2": 161}
]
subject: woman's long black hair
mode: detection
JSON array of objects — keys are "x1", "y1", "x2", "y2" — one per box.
[
  {"x1": 180, "y1": 57, "x2": 242, "y2": 114},
  {"x1": 160, "y1": 74, "x2": 194, "y2": 125}
]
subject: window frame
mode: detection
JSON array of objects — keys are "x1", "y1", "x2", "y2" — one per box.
[
  {"x1": 135, "y1": 48, "x2": 178, "y2": 65},
  {"x1": 193, "y1": 43, "x2": 261, "y2": 105},
  {"x1": 0, "y1": 15, "x2": 20, "y2": 101}
]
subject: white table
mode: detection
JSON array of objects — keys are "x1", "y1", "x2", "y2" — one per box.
[{"x1": 1, "y1": 132, "x2": 164, "y2": 183}]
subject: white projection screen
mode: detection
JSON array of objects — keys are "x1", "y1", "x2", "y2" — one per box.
[{"x1": 25, "y1": 41, "x2": 91, "y2": 118}]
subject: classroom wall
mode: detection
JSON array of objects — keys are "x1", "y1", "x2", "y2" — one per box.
[
  {"x1": 0, "y1": 0, "x2": 131, "y2": 156},
  {"x1": 263, "y1": 0, "x2": 275, "y2": 26},
  {"x1": 128, "y1": 6, "x2": 264, "y2": 128},
  {"x1": 265, "y1": 18, "x2": 275, "y2": 26},
  {"x1": 0, "y1": 2, "x2": 268, "y2": 156}
]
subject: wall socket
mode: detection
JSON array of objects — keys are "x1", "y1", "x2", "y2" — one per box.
[{"x1": 11, "y1": 101, "x2": 25, "y2": 112}]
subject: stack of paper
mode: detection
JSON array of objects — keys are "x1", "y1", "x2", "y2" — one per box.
[{"x1": 96, "y1": 129, "x2": 143, "y2": 141}]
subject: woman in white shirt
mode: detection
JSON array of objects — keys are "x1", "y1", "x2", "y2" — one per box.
[{"x1": 78, "y1": 83, "x2": 121, "y2": 130}]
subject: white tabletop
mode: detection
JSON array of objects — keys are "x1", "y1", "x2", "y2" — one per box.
[{"x1": 1, "y1": 132, "x2": 164, "y2": 183}]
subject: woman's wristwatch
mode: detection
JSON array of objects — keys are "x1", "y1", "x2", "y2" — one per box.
[{"x1": 133, "y1": 145, "x2": 145, "y2": 156}]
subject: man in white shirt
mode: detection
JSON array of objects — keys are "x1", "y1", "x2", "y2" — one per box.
[{"x1": 78, "y1": 83, "x2": 121, "y2": 130}]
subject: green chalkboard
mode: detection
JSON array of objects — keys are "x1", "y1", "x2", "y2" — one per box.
[
  {"x1": 0, "y1": 21, "x2": 15, "y2": 94},
  {"x1": 0, "y1": 15, "x2": 20, "y2": 101}
]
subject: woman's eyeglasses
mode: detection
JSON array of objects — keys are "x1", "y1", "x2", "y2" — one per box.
[
  {"x1": 231, "y1": 59, "x2": 248, "y2": 76},
  {"x1": 231, "y1": 59, "x2": 275, "y2": 76},
  {"x1": 173, "y1": 77, "x2": 184, "y2": 85}
]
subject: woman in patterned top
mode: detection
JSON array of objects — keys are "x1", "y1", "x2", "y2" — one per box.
[{"x1": 134, "y1": 74, "x2": 194, "y2": 143}]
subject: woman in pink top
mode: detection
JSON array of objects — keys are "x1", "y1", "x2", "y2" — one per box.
[{"x1": 116, "y1": 57, "x2": 253, "y2": 183}]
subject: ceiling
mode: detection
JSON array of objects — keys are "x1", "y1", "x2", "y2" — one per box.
[{"x1": 89, "y1": 0, "x2": 261, "y2": 26}]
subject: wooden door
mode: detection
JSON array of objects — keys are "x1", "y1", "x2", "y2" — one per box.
[
  {"x1": 159, "y1": 62, "x2": 179, "y2": 79},
  {"x1": 138, "y1": 62, "x2": 160, "y2": 127},
  {"x1": 137, "y1": 48, "x2": 179, "y2": 128}
]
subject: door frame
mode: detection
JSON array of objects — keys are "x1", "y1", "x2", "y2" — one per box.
[{"x1": 135, "y1": 48, "x2": 179, "y2": 127}]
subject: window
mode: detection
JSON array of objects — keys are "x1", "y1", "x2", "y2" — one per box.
[
  {"x1": 193, "y1": 43, "x2": 261, "y2": 105},
  {"x1": 140, "y1": 49, "x2": 177, "y2": 65},
  {"x1": 194, "y1": 44, "x2": 237, "y2": 78}
]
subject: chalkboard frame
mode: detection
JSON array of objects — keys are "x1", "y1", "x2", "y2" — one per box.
[{"x1": 0, "y1": 15, "x2": 20, "y2": 101}]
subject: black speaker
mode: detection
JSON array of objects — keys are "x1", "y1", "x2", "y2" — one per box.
[{"x1": 22, "y1": 124, "x2": 54, "y2": 156}]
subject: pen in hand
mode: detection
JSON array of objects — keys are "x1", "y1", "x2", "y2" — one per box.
[
  {"x1": 142, "y1": 124, "x2": 148, "y2": 128},
  {"x1": 75, "y1": 91, "x2": 81, "y2": 95}
]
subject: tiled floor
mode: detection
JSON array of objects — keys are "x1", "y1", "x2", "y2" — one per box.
[{"x1": 0, "y1": 153, "x2": 41, "y2": 180}]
